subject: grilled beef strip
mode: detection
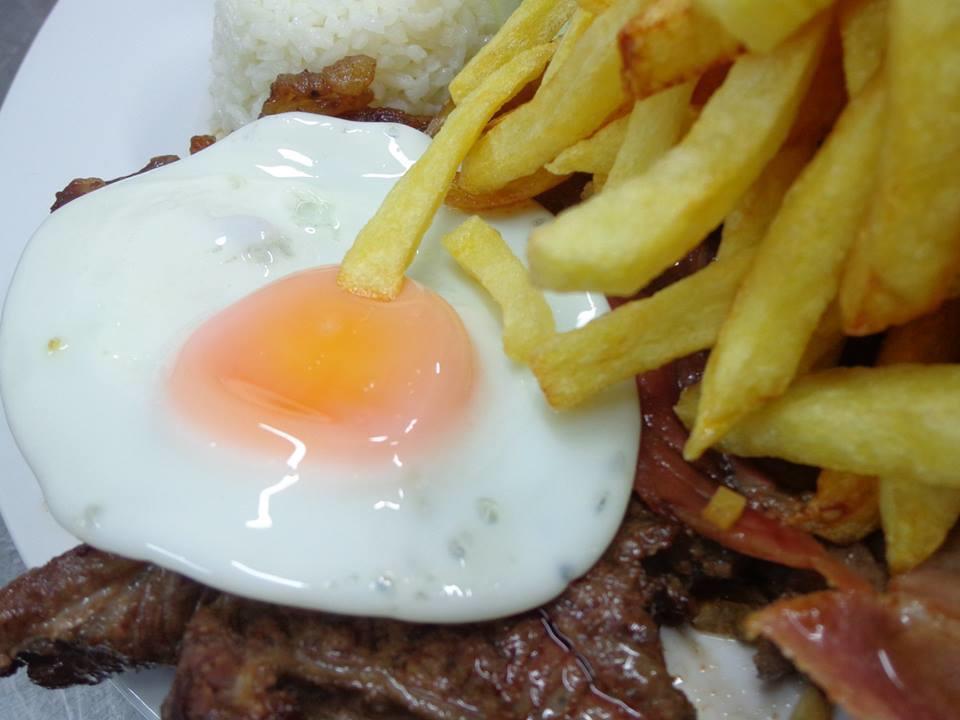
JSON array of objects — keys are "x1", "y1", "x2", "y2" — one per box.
[
  {"x1": 0, "y1": 545, "x2": 205, "y2": 688},
  {"x1": 165, "y1": 498, "x2": 697, "y2": 720}
]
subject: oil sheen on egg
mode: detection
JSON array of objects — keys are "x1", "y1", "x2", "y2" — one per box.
[{"x1": 0, "y1": 114, "x2": 640, "y2": 622}]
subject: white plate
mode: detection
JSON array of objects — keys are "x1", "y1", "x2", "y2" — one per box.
[{"x1": 0, "y1": 2, "x2": 802, "y2": 718}]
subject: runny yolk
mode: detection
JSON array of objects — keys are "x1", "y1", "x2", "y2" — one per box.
[{"x1": 168, "y1": 266, "x2": 475, "y2": 465}]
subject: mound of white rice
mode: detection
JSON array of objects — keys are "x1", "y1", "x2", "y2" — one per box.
[{"x1": 211, "y1": 0, "x2": 521, "y2": 134}]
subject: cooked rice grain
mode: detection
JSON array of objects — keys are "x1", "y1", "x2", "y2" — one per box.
[{"x1": 212, "y1": 0, "x2": 520, "y2": 133}]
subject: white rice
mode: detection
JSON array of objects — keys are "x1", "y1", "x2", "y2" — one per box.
[{"x1": 211, "y1": 0, "x2": 521, "y2": 134}]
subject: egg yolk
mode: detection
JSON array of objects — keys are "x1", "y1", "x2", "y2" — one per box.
[{"x1": 169, "y1": 266, "x2": 475, "y2": 465}]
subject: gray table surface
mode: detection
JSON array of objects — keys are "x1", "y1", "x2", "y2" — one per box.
[{"x1": 0, "y1": 1, "x2": 141, "y2": 718}]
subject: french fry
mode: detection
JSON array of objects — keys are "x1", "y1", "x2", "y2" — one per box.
[
  {"x1": 619, "y1": 0, "x2": 742, "y2": 99},
  {"x1": 442, "y1": 217, "x2": 554, "y2": 363},
  {"x1": 676, "y1": 365, "x2": 960, "y2": 489},
  {"x1": 838, "y1": 0, "x2": 887, "y2": 96},
  {"x1": 795, "y1": 301, "x2": 960, "y2": 547},
  {"x1": 532, "y1": 250, "x2": 754, "y2": 409},
  {"x1": 337, "y1": 44, "x2": 556, "y2": 300},
  {"x1": 876, "y1": 300, "x2": 960, "y2": 572},
  {"x1": 797, "y1": 304, "x2": 845, "y2": 373},
  {"x1": 528, "y1": 17, "x2": 826, "y2": 296},
  {"x1": 693, "y1": 0, "x2": 836, "y2": 53},
  {"x1": 717, "y1": 143, "x2": 813, "y2": 260},
  {"x1": 546, "y1": 114, "x2": 630, "y2": 176},
  {"x1": 445, "y1": 168, "x2": 569, "y2": 211},
  {"x1": 839, "y1": 0, "x2": 960, "y2": 334},
  {"x1": 542, "y1": 8, "x2": 595, "y2": 85},
  {"x1": 578, "y1": 0, "x2": 612, "y2": 12},
  {"x1": 702, "y1": 486, "x2": 747, "y2": 530},
  {"x1": 449, "y1": 0, "x2": 576, "y2": 103},
  {"x1": 881, "y1": 480, "x2": 960, "y2": 575},
  {"x1": 685, "y1": 77, "x2": 884, "y2": 459},
  {"x1": 458, "y1": 0, "x2": 650, "y2": 194},
  {"x1": 606, "y1": 81, "x2": 693, "y2": 189},
  {"x1": 794, "y1": 470, "x2": 880, "y2": 545}
]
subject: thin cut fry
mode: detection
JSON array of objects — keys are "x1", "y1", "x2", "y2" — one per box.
[
  {"x1": 532, "y1": 250, "x2": 754, "y2": 409},
  {"x1": 442, "y1": 217, "x2": 554, "y2": 363},
  {"x1": 446, "y1": 168, "x2": 568, "y2": 211},
  {"x1": 839, "y1": 0, "x2": 887, "y2": 96},
  {"x1": 702, "y1": 486, "x2": 747, "y2": 530},
  {"x1": 528, "y1": 17, "x2": 826, "y2": 295},
  {"x1": 794, "y1": 470, "x2": 880, "y2": 545},
  {"x1": 795, "y1": 301, "x2": 960, "y2": 547},
  {"x1": 606, "y1": 81, "x2": 693, "y2": 189},
  {"x1": 337, "y1": 44, "x2": 555, "y2": 300},
  {"x1": 881, "y1": 481, "x2": 960, "y2": 575},
  {"x1": 876, "y1": 300, "x2": 960, "y2": 572},
  {"x1": 619, "y1": 0, "x2": 742, "y2": 99},
  {"x1": 546, "y1": 114, "x2": 630, "y2": 176},
  {"x1": 686, "y1": 77, "x2": 884, "y2": 459},
  {"x1": 450, "y1": 0, "x2": 576, "y2": 103},
  {"x1": 840, "y1": 0, "x2": 960, "y2": 334},
  {"x1": 693, "y1": 0, "x2": 835, "y2": 52},
  {"x1": 717, "y1": 143, "x2": 813, "y2": 260},
  {"x1": 676, "y1": 366, "x2": 960, "y2": 489},
  {"x1": 578, "y1": 0, "x2": 612, "y2": 12},
  {"x1": 458, "y1": 0, "x2": 651, "y2": 194},
  {"x1": 542, "y1": 8, "x2": 595, "y2": 85}
]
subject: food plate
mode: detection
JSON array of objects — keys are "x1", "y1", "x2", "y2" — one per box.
[{"x1": 0, "y1": 1, "x2": 801, "y2": 717}]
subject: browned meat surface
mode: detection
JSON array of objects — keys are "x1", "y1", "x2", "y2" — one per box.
[
  {"x1": 260, "y1": 56, "x2": 377, "y2": 118},
  {"x1": 0, "y1": 545, "x2": 204, "y2": 688},
  {"x1": 341, "y1": 107, "x2": 433, "y2": 132},
  {"x1": 190, "y1": 135, "x2": 217, "y2": 154},
  {"x1": 0, "y1": 499, "x2": 712, "y2": 719},
  {"x1": 164, "y1": 499, "x2": 696, "y2": 720},
  {"x1": 51, "y1": 155, "x2": 180, "y2": 211}
]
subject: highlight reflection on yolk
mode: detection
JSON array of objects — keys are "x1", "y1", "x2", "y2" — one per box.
[{"x1": 169, "y1": 266, "x2": 475, "y2": 464}]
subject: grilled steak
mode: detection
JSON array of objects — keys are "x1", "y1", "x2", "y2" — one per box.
[
  {"x1": 0, "y1": 545, "x2": 204, "y2": 688},
  {"x1": 0, "y1": 497, "x2": 718, "y2": 719}
]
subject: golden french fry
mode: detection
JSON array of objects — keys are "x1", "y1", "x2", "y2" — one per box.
[
  {"x1": 702, "y1": 486, "x2": 747, "y2": 530},
  {"x1": 686, "y1": 77, "x2": 884, "y2": 459},
  {"x1": 578, "y1": 0, "x2": 612, "y2": 12},
  {"x1": 839, "y1": 0, "x2": 887, "y2": 95},
  {"x1": 450, "y1": 0, "x2": 576, "y2": 103},
  {"x1": 881, "y1": 480, "x2": 960, "y2": 574},
  {"x1": 442, "y1": 217, "x2": 554, "y2": 363},
  {"x1": 458, "y1": 0, "x2": 650, "y2": 194},
  {"x1": 677, "y1": 365, "x2": 960, "y2": 489},
  {"x1": 532, "y1": 250, "x2": 754, "y2": 409},
  {"x1": 445, "y1": 168, "x2": 568, "y2": 211},
  {"x1": 876, "y1": 300, "x2": 960, "y2": 571},
  {"x1": 619, "y1": 0, "x2": 742, "y2": 99},
  {"x1": 528, "y1": 17, "x2": 826, "y2": 296},
  {"x1": 693, "y1": 0, "x2": 835, "y2": 53},
  {"x1": 793, "y1": 470, "x2": 880, "y2": 544},
  {"x1": 796, "y1": 300, "x2": 960, "y2": 548},
  {"x1": 546, "y1": 114, "x2": 630, "y2": 175},
  {"x1": 796, "y1": 303, "x2": 845, "y2": 373},
  {"x1": 542, "y1": 7, "x2": 595, "y2": 85},
  {"x1": 840, "y1": 0, "x2": 960, "y2": 334},
  {"x1": 606, "y1": 81, "x2": 693, "y2": 188},
  {"x1": 717, "y1": 142, "x2": 813, "y2": 260},
  {"x1": 337, "y1": 44, "x2": 556, "y2": 300}
]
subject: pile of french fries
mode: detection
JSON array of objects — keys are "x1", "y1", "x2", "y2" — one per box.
[{"x1": 337, "y1": 0, "x2": 960, "y2": 575}]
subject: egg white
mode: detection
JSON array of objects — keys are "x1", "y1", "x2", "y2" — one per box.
[{"x1": 0, "y1": 114, "x2": 640, "y2": 622}]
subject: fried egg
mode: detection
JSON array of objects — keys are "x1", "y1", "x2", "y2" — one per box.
[{"x1": 0, "y1": 114, "x2": 639, "y2": 622}]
